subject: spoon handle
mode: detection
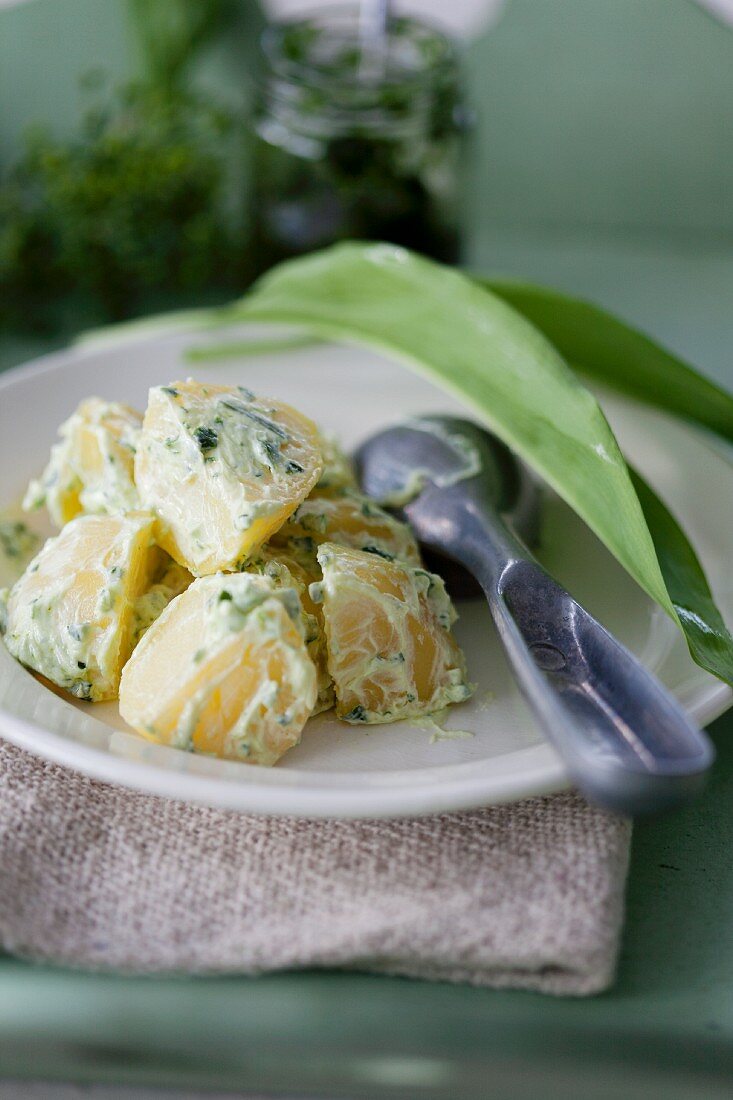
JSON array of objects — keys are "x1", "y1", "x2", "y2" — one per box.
[
  {"x1": 488, "y1": 556, "x2": 713, "y2": 814},
  {"x1": 417, "y1": 501, "x2": 715, "y2": 816}
]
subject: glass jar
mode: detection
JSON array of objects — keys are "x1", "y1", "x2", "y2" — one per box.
[{"x1": 249, "y1": 6, "x2": 467, "y2": 276}]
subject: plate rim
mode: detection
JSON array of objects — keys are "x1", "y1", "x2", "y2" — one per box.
[{"x1": 0, "y1": 677, "x2": 729, "y2": 818}]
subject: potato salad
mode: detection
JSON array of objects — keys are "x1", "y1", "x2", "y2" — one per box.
[{"x1": 1, "y1": 380, "x2": 473, "y2": 766}]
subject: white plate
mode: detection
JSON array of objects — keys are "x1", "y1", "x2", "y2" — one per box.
[{"x1": 0, "y1": 329, "x2": 731, "y2": 817}]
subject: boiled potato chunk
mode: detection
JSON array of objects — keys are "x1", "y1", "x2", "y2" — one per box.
[
  {"x1": 23, "y1": 397, "x2": 142, "y2": 527},
  {"x1": 247, "y1": 545, "x2": 335, "y2": 714},
  {"x1": 317, "y1": 542, "x2": 473, "y2": 724},
  {"x1": 263, "y1": 489, "x2": 421, "y2": 713},
  {"x1": 271, "y1": 488, "x2": 421, "y2": 565},
  {"x1": 2, "y1": 512, "x2": 158, "y2": 701},
  {"x1": 135, "y1": 380, "x2": 323, "y2": 576},
  {"x1": 119, "y1": 572, "x2": 317, "y2": 764}
]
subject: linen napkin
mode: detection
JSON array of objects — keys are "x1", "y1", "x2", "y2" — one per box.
[{"x1": 0, "y1": 739, "x2": 631, "y2": 995}]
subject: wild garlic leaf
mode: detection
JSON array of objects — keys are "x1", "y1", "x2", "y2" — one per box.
[{"x1": 480, "y1": 278, "x2": 733, "y2": 684}]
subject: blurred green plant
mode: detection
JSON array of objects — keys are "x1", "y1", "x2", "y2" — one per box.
[
  {"x1": 129, "y1": 0, "x2": 240, "y2": 95},
  {"x1": 0, "y1": 0, "x2": 247, "y2": 327},
  {"x1": 0, "y1": 153, "x2": 62, "y2": 328}
]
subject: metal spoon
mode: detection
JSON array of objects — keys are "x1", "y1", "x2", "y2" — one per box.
[{"x1": 355, "y1": 416, "x2": 715, "y2": 815}]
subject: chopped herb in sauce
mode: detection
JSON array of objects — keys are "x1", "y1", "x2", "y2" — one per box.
[
  {"x1": 292, "y1": 536, "x2": 316, "y2": 555},
  {"x1": 262, "y1": 438, "x2": 281, "y2": 465},
  {"x1": 0, "y1": 520, "x2": 40, "y2": 562},
  {"x1": 219, "y1": 398, "x2": 249, "y2": 415},
  {"x1": 361, "y1": 545, "x2": 395, "y2": 560},
  {"x1": 193, "y1": 425, "x2": 218, "y2": 452},
  {"x1": 245, "y1": 410, "x2": 287, "y2": 439}
]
